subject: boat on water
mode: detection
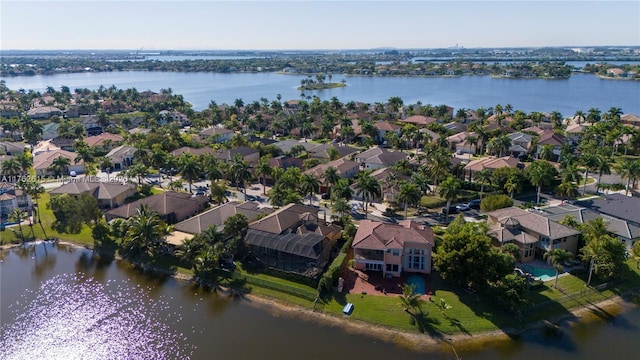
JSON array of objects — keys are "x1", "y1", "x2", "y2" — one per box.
[{"x1": 342, "y1": 303, "x2": 354, "y2": 316}]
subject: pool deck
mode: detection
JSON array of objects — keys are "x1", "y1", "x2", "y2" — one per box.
[{"x1": 340, "y1": 268, "x2": 432, "y2": 299}]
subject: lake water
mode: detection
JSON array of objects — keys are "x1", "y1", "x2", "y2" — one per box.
[
  {"x1": 1, "y1": 242, "x2": 639, "y2": 360},
  {"x1": 1, "y1": 71, "x2": 638, "y2": 115}
]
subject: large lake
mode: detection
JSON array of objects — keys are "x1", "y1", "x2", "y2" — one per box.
[
  {"x1": 1, "y1": 71, "x2": 638, "y2": 115},
  {"x1": 1, "y1": 243, "x2": 639, "y2": 359}
]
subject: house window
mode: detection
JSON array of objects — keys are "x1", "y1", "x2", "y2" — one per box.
[
  {"x1": 524, "y1": 243, "x2": 534, "y2": 258},
  {"x1": 390, "y1": 249, "x2": 400, "y2": 256},
  {"x1": 406, "y1": 248, "x2": 426, "y2": 271},
  {"x1": 386, "y1": 264, "x2": 399, "y2": 272},
  {"x1": 366, "y1": 263, "x2": 382, "y2": 271}
]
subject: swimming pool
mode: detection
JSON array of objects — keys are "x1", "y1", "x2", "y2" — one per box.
[
  {"x1": 520, "y1": 265, "x2": 557, "y2": 281},
  {"x1": 406, "y1": 274, "x2": 426, "y2": 295}
]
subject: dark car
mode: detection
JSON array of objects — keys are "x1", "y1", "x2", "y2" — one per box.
[
  {"x1": 442, "y1": 205, "x2": 459, "y2": 215},
  {"x1": 468, "y1": 199, "x2": 481, "y2": 210}
]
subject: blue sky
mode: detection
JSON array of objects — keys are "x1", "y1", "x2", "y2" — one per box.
[{"x1": 1, "y1": 1, "x2": 639, "y2": 50}]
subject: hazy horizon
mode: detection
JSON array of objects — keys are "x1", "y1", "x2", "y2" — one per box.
[{"x1": 2, "y1": 1, "x2": 638, "y2": 51}]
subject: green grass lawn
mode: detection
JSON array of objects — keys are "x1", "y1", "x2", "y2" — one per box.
[{"x1": 1, "y1": 192, "x2": 95, "y2": 247}]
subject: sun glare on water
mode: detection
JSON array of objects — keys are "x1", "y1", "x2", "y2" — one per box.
[{"x1": 0, "y1": 274, "x2": 193, "y2": 360}]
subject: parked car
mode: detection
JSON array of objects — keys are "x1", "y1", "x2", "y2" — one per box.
[
  {"x1": 456, "y1": 203, "x2": 470, "y2": 212},
  {"x1": 468, "y1": 199, "x2": 481, "y2": 210},
  {"x1": 321, "y1": 193, "x2": 330, "y2": 200},
  {"x1": 442, "y1": 206, "x2": 459, "y2": 215}
]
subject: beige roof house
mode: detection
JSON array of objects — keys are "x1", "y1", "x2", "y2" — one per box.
[
  {"x1": 352, "y1": 220, "x2": 435, "y2": 277},
  {"x1": 353, "y1": 146, "x2": 409, "y2": 170},
  {"x1": 304, "y1": 158, "x2": 360, "y2": 181},
  {"x1": 105, "y1": 191, "x2": 209, "y2": 224},
  {"x1": 33, "y1": 149, "x2": 84, "y2": 176},
  {"x1": 84, "y1": 133, "x2": 124, "y2": 148},
  {"x1": 50, "y1": 181, "x2": 137, "y2": 209},
  {"x1": 173, "y1": 201, "x2": 272, "y2": 235},
  {"x1": 464, "y1": 156, "x2": 521, "y2": 177},
  {"x1": 399, "y1": 115, "x2": 437, "y2": 127}
]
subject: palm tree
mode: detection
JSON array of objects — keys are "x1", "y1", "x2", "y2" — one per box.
[
  {"x1": 253, "y1": 157, "x2": 272, "y2": 195},
  {"x1": 544, "y1": 249, "x2": 573, "y2": 288},
  {"x1": 397, "y1": 182, "x2": 421, "y2": 219},
  {"x1": 299, "y1": 173, "x2": 320, "y2": 205},
  {"x1": 127, "y1": 163, "x2": 149, "y2": 186},
  {"x1": 1, "y1": 158, "x2": 21, "y2": 175},
  {"x1": 581, "y1": 217, "x2": 609, "y2": 286},
  {"x1": 355, "y1": 172, "x2": 381, "y2": 218},
  {"x1": 178, "y1": 154, "x2": 202, "y2": 193},
  {"x1": 580, "y1": 154, "x2": 599, "y2": 196},
  {"x1": 227, "y1": 155, "x2": 252, "y2": 196},
  {"x1": 616, "y1": 158, "x2": 640, "y2": 196},
  {"x1": 504, "y1": 178, "x2": 520, "y2": 199},
  {"x1": 399, "y1": 284, "x2": 422, "y2": 315},
  {"x1": 438, "y1": 176, "x2": 461, "y2": 222},
  {"x1": 48, "y1": 156, "x2": 71, "y2": 177},
  {"x1": 474, "y1": 169, "x2": 493, "y2": 201},
  {"x1": 593, "y1": 155, "x2": 611, "y2": 193},
  {"x1": 9, "y1": 208, "x2": 28, "y2": 244},
  {"x1": 556, "y1": 181, "x2": 579, "y2": 201},
  {"x1": 526, "y1": 161, "x2": 557, "y2": 206},
  {"x1": 123, "y1": 205, "x2": 168, "y2": 257},
  {"x1": 331, "y1": 178, "x2": 353, "y2": 202},
  {"x1": 322, "y1": 166, "x2": 340, "y2": 204},
  {"x1": 331, "y1": 197, "x2": 351, "y2": 223}
]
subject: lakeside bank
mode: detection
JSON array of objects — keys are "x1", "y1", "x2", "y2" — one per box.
[{"x1": 3, "y1": 239, "x2": 638, "y2": 355}]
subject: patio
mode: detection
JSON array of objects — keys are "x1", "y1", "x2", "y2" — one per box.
[{"x1": 340, "y1": 267, "x2": 432, "y2": 299}]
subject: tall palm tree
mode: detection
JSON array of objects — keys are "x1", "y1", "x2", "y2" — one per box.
[
  {"x1": 331, "y1": 178, "x2": 353, "y2": 202},
  {"x1": 299, "y1": 173, "x2": 320, "y2": 205},
  {"x1": 227, "y1": 155, "x2": 252, "y2": 196},
  {"x1": 438, "y1": 176, "x2": 461, "y2": 222},
  {"x1": 504, "y1": 178, "x2": 520, "y2": 199},
  {"x1": 581, "y1": 217, "x2": 609, "y2": 286},
  {"x1": 474, "y1": 169, "x2": 493, "y2": 201},
  {"x1": 178, "y1": 154, "x2": 202, "y2": 193},
  {"x1": 526, "y1": 161, "x2": 557, "y2": 206},
  {"x1": 123, "y1": 205, "x2": 167, "y2": 257},
  {"x1": 397, "y1": 182, "x2": 421, "y2": 219},
  {"x1": 322, "y1": 166, "x2": 340, "y2": 204},
  {"x1": 254, "y1": 157, "x2": 272, "y2": 195},
  {"x1": 399, "y1": 284, "x2": 422, "y2": 315},
  {"x1": 616, "y1": 158, "x2": 640, "y2": 196},
  {"x1": 556, "y1": 181, "x2": 579, "y2": 201},
  {"x1": 355, "y1": 172, "x2": 381, "y2": 218},
  {"x1": 544, "y1": 248, "x2": 573, "y2": 288},
  {"x1": 594, "y1": 155, "x2": 611, "y2": 193},
  {"x1": 580, "y1": 154, "x2": 599, "y2": 196},
  {"x1": 9, "y1": 208, "x2": 28, "y2": 244},
  {"x1": 1, "y1": 158, "x2": 21, "y2": 175},
  {"x1": 331, "y1": 197, "x2": 351, "y2": 223}
]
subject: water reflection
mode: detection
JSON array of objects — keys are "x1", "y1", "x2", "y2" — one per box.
[{"x1": 0, "y1": 273, "x2": 193, "y2": 359}]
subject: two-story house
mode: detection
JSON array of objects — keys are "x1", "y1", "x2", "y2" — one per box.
[
  {"x1": 352, "y1": 220, "x2": 435, "y2": 278},
  {"x1": 487, "y1": 207, "x2": 580, "y2": 262},
  {"x1": 353, "y1": 146, "x2": 409, "y2": 170}
]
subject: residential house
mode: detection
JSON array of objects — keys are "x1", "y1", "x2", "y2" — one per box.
[
  {"x1": 0, "y1": 141, "x2": 27, "y2": 156},
  {"x1": 353, "y1": 146, "x2": 409, "y2": 170},
  {"x1": 49, "y1": 181, "x2": 137, "y2": 209},
  {"x1": 158, "y1": 110, "x2": 190, "y2": 127},
  {"x1": 487, "y1": 207, "x2": 580, "y2": 262},
  {"x1": 351, "y1": 167, "x2": 408, "y2": 203},
  {"x1": 573, "y1": 194, "x2": 640, "y2": 250},
  {"x1": 304, "y1": 158, "x2": 360, "y2": 191},
  {"x1": 168, "y1": 201, "x2": 273, "y2": 246},
  {"x1": 0, "y1": 101, "x2": 20, "y2": 118},
  {"x1": 80, "y1": 115, "x2": 103, "y2": 136},
  {"x1": 565, "y1": 123, "x2": 590, "y2": 146},
  {"x1": 621, "y1": 114, "x2": 640, "y2": 127},
  {"x1": 50, "y1": 138, "x2": 75, "y2": 152},
  {"x1": 508, "y1": 132, "x2": 533, "y2": 157},
  {"x1": 373, "y1": 121, "x2": 401, "y2": 143},
  {"x1": 464, "y1": 156, "x2": 522, "y2": 180},
  {"x1": 105, "y1": 145, "x2": 136, "y2": 170},
  {"x1": 84, "y1": 133, "x2": 124, "y2": 150},
  {"x1": 33, "y1": 149, "x2": 84, "y2": 176},
  {"x1": 105, "y1": 191, "x2": 209, "y2": 224},
  {"x1": 170, "y1": 146, "x2": 216, "y2": 157},
  {"x1": 273, "y1": 139, "x2": 316, "y2": 155},
  {"x1": 244, "y1": 203, "x2": 342, "y2": 277},
  {"x1": 352, "y1": 220, "x2": 435, "y2": 278},
  {"x1": 0, "y1": 181, "x2": 33, "y2": 222},
  {"x1": 536, "y1": 131, "x2": 566, "y2": 160},
  {"x1": 399, "y1": 115, "x2": 437, "y2": 128},
  {"x1": 443, "y1": 121, "x2": 467, "y2": 134},
  {"x1": 306, "y1": 143, "x2": 359, "y2": 161},
  {"x1": 26, "y1": 106, "x2": 62, "y2": 119},
  {"x1": 214, "y1": 146, "x2": 260, "y2": 165},
  {"x1": 446, "y1": 131, "x2": 477, "y2": 154},
  {"x1": 40, "y1": 123, "x2": 60, "y2": 141}
]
